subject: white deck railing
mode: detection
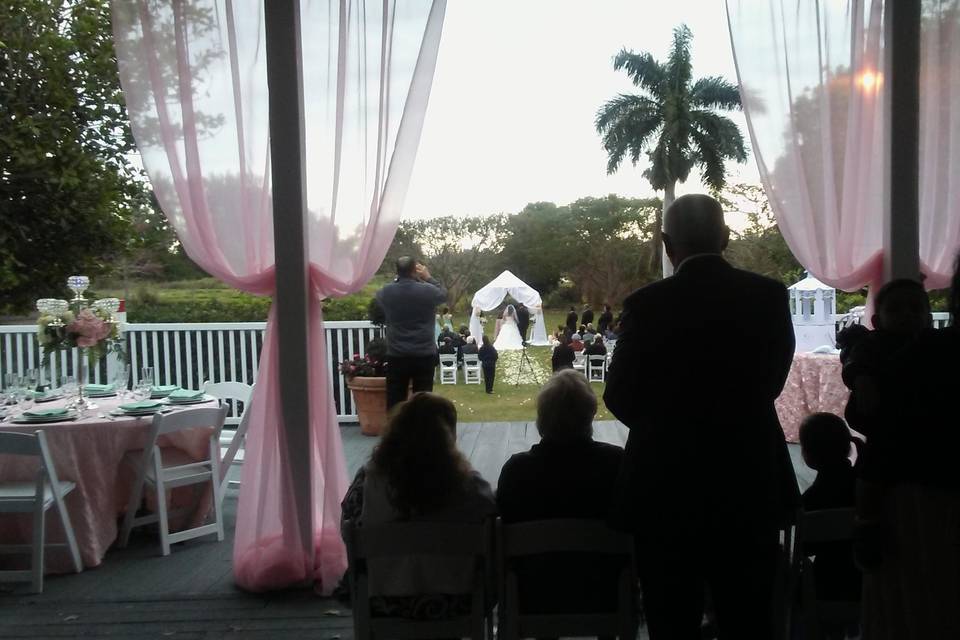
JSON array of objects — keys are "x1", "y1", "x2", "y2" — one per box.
[{"x1": 0, "y1": 321, "x2": 381, "y2": 423}]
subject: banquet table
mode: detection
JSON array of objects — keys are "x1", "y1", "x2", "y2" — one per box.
[
  {"x1": 0, "y1": 394, "x2": 219, "y2": 573},
  {"x1": 775, "y1": 353, "x2": 850, "y2": 443}
]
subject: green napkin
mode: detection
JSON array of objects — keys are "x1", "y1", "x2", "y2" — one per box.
[
  {"x1": 23, "y1": 407, "x2": 69, "y2": 418},
  {"x1": 84, "y1": 383, "x2": 116, "y2": 394},
  {"x1": 150, "y1": 385, "x2": 179, "y2": 396},
  {"x1": 119, "y1": 400, "x2": 165, "y2": 411},
  {"x1": 167, "y1": 388, "x2": 204, "y2": 401},
  {"x1": 31, "y1": 389, "x2": 60, "y2": 400}
]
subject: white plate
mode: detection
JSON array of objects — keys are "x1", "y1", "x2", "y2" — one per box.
[
  {"x1": 163, "y1": 394, "x2": 214, "y2": 406},
  {"x1": 86, "y1": 392, "x2": 118, "y2": 398},
  {"x1": 111, "y1": 408, "x2": 167, "y2": 417},
  {"x1": 13, "y1": 413, "x2": 78, "y2": 424}
]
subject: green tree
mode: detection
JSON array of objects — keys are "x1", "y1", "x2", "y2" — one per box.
[
  {"x1": 404, "y1": 215, "x2": 509, "y2": 310},
  {"x1": 595, "y1": 24, "x2": 748, "y2": 276},
  {"x1": 0, "y1": 0, "x2": 139, "y2": 312}
]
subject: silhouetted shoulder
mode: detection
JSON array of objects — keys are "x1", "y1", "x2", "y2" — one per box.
[{"x1": 622, "y1": 277, "x2": 674, "y2": 311}]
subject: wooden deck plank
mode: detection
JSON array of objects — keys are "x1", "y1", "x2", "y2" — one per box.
[
  {"x1": 468, "y1": 422, "x2": 513, "y2": 490},
  {"x1": 455, "y1": 421, "x2": 483, "y2": 460}
]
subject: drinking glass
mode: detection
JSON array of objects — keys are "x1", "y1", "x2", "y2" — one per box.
[
  {"x1": 114, "y1": 364, "x2": 131, "y2": 398},
  {"x1": 18, "y1": 393, "x2": 34, "y2": 414},
  {"x1": 134, "y1": 379, "x2": 151, "y2": 401},
  {"x1": 139, "y1": 367, "x2": 155, "y2": 388},
  {"x1": 61, "y1": 375, "x2": 78, "y2": 397},
  {"x1": 22, "y1": 368, "x2": 39, "y2": 392}
]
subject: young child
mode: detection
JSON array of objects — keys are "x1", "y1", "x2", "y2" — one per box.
[
  {"x1": 799, "y1": 413, "x2": 861, "y2": 606},
  {"x1": 478, "y1": 335, "x2": 498, "y2": 395}
]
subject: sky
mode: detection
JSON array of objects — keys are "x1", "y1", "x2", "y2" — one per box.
[{"x1": 402, "y1": 0, "x2": 762, "y2": 224}]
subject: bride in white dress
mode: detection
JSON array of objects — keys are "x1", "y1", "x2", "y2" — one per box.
[{"x1": 493, "y1": 304, "x2": 525, "y2": 350}]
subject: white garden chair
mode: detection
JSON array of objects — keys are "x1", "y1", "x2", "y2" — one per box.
[
  {"x1": 462, "y1": 354, "x2": 482, "y2": 384},
  {"x1": 439, "y1": 354, "x2": 458, "y2": 384},
  {"x1": 0, "y1": 430, "x2": 82, "y2": 593},
  {"x1": 118, "y1": 405, "x2": 228, "y2": 557},
  {"x1": 587, "y1": 355, "x2": 607, "y2": 383},
  {"x1": 202, "y1": 380, "x2": 253, "y2": 491},
  {"x1": 572, "y1": 352, "x2": 587, "y2": 376}
]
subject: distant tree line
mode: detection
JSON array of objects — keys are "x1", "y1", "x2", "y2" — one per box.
[{"x1": 378, "y1": 186, "x2": 805, "y2": 311}]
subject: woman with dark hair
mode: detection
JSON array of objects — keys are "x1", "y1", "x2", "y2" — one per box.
[{"x1": 341, "y1": 393, "x2": 495, "y2": 616}]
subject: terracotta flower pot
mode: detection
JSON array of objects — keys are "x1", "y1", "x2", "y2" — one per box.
[{"x1": 347, "y1": 376, "x2": 387, "y2": 437}]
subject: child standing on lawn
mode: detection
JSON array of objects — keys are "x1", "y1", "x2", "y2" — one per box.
[{"x1": 478, "y1": 335, "x2": 498, "y2": 394}]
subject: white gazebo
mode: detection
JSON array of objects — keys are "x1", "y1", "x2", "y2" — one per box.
[
  {"x1": 788, "y1": 272, "x2": 838, "y2": 352},
  {"x1": 468, "y1": 270, "x2": 551, "y2": 347}
]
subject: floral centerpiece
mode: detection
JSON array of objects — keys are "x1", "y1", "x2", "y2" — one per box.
[
  {"x1": 37, "y1": 306, "x2": 123, "y2": 367},
  {"x1": 339, "y1": 352, "x2": 386, "y2": 379},
  {"x1": 35, "y1": 276, "x2": 125, "y2": 410}
]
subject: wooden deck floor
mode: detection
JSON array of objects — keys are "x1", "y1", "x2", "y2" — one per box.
[{"x1": 0, "y1": 422, "x2": 814, "y2": 638}]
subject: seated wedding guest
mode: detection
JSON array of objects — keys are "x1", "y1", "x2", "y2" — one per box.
[
  {"x1": 584, "y1": 335, "x2": 607, "y2": 357},
  {"x1": 798, "y1": 413, "x2": 861, "y2": 610},
  {"x1": 597, "y1": 304, "x2": 614, "y2": 335},
  {"x1": 842, "y1": 279, "x2": 960, "y2": 638},
  {"x1": 551, "y1": 337, "x2": 575, "y2": 372},
  {"x1": 459, "y1": 324, "x2": 470, "y2": 339},
  {"x1": 569, "y1": 333, "x2": 585, "y2": 352},
  {"x1": 461, "y1": 335, "x2": 479, "y2": 356},
  {"x1": 340, "y1": 393, "x2": 496, "y2": 617},
  {"x1": 438, "y1": 337, "x2": 457, "y2": 356},
  {"x1": 603, "y1": 325, "x2": 618, "y2": 341},
  {"x1": 478, "y1": 335, "x2": 498, "y2": 394},
  {"x1": 497, "y1": 370, "x2": 625, "y2": 615},
  {"x1": 438, "y1": 326, "x2": 459, "y2": 347},
  {"x1": 583, "y1": 323, "x2": 597, "y2": 344}
]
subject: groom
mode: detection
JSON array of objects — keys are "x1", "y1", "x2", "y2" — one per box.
[{"x1": 516, "y1": 304, "x2": 530, "y2": 342}]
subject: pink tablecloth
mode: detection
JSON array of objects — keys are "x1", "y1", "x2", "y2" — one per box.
[
  {"x1": 775, "y1": 353, "x2": 850, "y2": 443},
  {"x1": 0, "y1": 395, "x2": 217, "y2": 573}
]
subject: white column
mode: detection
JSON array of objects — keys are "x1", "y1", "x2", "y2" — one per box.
[
  {"x1": 264, "y1": 0, "x2": 313, "y2": 580},
  {"x1": 883, "y1": 0, "x2": 921, "y2": 282}
]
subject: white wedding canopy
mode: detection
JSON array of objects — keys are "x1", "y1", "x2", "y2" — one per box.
[{"x1": 469, "y1": 270, "x2": 550, "y2": 346}]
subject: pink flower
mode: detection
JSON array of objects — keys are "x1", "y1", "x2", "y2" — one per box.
[{"x1": 67, "y1": 309, "x2": 111, "y2": 348}]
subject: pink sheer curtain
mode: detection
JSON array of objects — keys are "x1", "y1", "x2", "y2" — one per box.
[
  {"x1": 726, "y1": 0, "x2": 960, "y2": 293},
  {"x1": 112, "y1": 0, "x2": 445, "y2": 592}
]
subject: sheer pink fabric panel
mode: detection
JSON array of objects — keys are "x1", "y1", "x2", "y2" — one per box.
[
  {"x1": 726, "y1": 1, "x2": 885, "y2": 294},
  {"x1": 727, "y1": 1, "x2": 960, "y2": 292},
  {"x1": 113, "y1": 0, "x2": 445, "y2": 593}
]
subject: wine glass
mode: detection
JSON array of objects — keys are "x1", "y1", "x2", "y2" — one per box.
[
  {"x1": 134, "y1": 379, "x2": 151, "y2": 401},
  {"x1": 139, "y1": 367, "x2": 154, "y2": 387},
  {"x1": 22, "y1": 368, "x2": 39, "y2": 393},
  {"x1": 113, "y1": 364, "x2": 131, "y2": 399},
  {"x1": 18, "y1": 392, "x2": 34, "y2": 415},
  {"x1": 61, "y1": 375, "x2": 78, "y2": 398}
]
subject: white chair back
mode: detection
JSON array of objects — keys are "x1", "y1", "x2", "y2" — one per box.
[
  {"x1": 572, "y1": 352, "x2": 587, "y2": 374},
  {"x1": 587, "y1": 355, "x2": 607, "y2": 382},
  {"x1": 462, "y1": 354, "x2": 482, "y2": 385},
  {"x1": 439, "y1": 354, "x2": 458, "y2": 384},
  {"x1": 0, "y1": 430, "x2": 82, "y2": 592},
  {"x1": 202, "y1": 380, "x2": 252, "y2": 427}
]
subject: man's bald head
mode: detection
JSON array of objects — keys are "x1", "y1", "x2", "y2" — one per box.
[
  {"x1": 396, "y1": 256, "x2": 417, "y2": 278},
  {"x1": 662, "y1": 194, "x2": 730, "y2": 267}
]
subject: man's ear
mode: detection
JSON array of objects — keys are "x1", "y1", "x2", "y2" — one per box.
[
  {"x1": 663, "y1": 233, "x2": 675, "y2": 259},
  {"x1": 720, "y1": 226, "x2": 731, "y2": 251}
]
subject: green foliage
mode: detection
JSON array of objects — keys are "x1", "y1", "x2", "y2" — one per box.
[
  {"x1": 0, "y1": 0, "x2": 140, "y2": 313},
  {"x1": 595, "y1": 24, "x2": 748, "y2": 269}
]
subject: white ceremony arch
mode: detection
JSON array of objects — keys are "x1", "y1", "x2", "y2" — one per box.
[{"x1": 468, "y1": 270, "x2": 551, "y2": 346}]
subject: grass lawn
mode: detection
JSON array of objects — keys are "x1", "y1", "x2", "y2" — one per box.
[{"x1": 432, "y1": 344, "x2": 613, "y2": 423}]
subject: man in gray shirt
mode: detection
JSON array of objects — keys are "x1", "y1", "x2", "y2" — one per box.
[{"x1": 375, "y1": 256, "x2": 448, "y2": 409}]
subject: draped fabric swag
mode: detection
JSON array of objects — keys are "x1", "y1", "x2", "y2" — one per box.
[
  {"x1": 112, "y1": 0, "x2": 446, "y2": 591},
  {"x1": 726, "y1": 1, "x2": 960, "y2": 295}
]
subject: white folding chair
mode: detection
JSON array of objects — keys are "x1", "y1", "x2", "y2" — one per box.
[
  {"x1": 344, "y1": 518, "x2": 495, "y2": 640},
  {"x1": 118, "y1": 405, "x2": 228, "y2": 556},
  {"x1": 497, "y1": 518, "x2": 638, "y2": 640},
  {"x1": 462, "y1": 354, "x2": 482, "y2": 385},
  {"x1": 202, "y1": 380, "x2": 253, "y2": 491},
  {"x1": 439, "y1": 354, "x2": 458, "y2": 385},
  {"x1": 572, "y1": 352, "x2": 587, "y2": 375},
  {"x1": 0, "y1": 431, "x2": 82, "y2": 593},
  {"x1": 587, "y1": 355, "x2": 607, "y2": 383}
]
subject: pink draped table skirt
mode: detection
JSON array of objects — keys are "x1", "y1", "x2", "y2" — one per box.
[
  {"x1": 775, "y1": 353, "x2": 849, "y2": 443},
  {"x1": 0, "y1": 396, "x2": 217, "y2": 573}
]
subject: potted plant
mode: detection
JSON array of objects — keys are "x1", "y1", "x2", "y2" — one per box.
[{"x1": 342, "y1": 299, "x2": 388, "y2": 436}]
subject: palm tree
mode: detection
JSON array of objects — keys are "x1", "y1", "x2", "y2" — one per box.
[{"x1": 595, "y1": 25, "x2": 747, "y2": 276}]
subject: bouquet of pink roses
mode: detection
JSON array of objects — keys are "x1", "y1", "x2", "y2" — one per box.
[{"x1": 37, "y1": 305, "x2": 124, "y2": 366}]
